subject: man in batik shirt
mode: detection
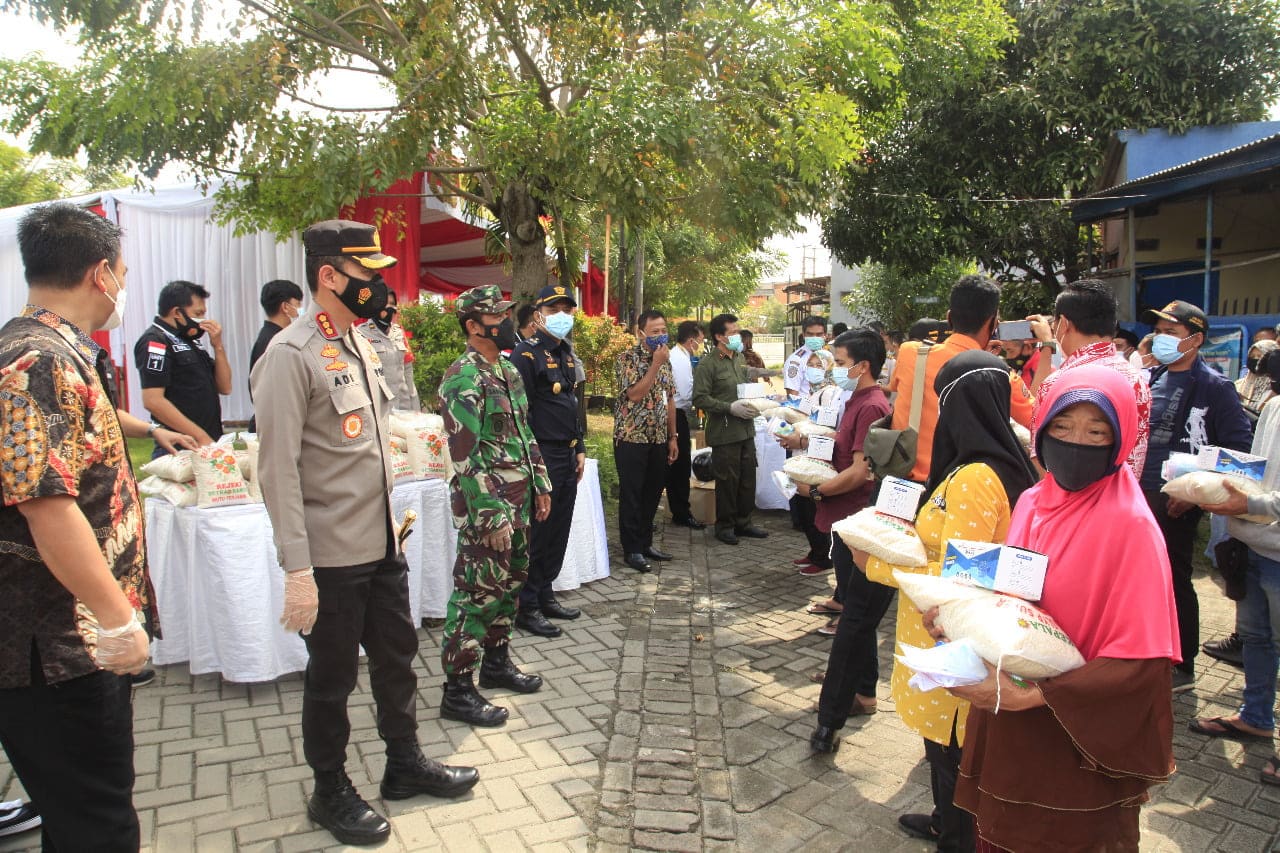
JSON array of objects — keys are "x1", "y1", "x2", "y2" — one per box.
[{"x1": 438, "y1": 285, "x2": 551, "y2": 728}]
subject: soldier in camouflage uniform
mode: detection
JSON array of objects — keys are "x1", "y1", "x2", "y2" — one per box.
[{"x1": 438, "y1": 285, "x2": 552, "y2": 727}]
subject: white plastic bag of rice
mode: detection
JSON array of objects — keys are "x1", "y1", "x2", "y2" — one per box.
[
  {"x1": 1162, "y1": 471, "x2": 1270, "y2": 523},
  {"x1": 795, "y1": 420, "x2": 836, "y2": 438},
  {"x1": 832, "y1": 508, "x2": 927, "y2": 567},
  {"x1": 137, "y1": 475, "x2": 197, "y2": 507},
  {"x1": 140, "y1": 450, "x2": 194, "y2": 483},
  {"x1": 773, "y1": 406, "x2": 810, "y2": 425},
  {"x1": 191, "y1": 446, "x2": 252, "y2": 508},
  {"x1": 783, "y1": 455, "x2": 838, "y2": 485},
  {"x1": 893, "y1": 571, "x2": 1085, "y2": 679},
  {"x1": 738, "y1": 397, "x2": 780, "y2": 416}
]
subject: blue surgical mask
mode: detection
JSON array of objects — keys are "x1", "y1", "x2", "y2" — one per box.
[
  {"x1": 805, "y1": 367, "x2": 827, "y2": 385},
  {"x1": 543, "y1": 312, "x2": 574, "y2": 339},
  {"x1": 1151, "y1": 333, "x2": 1187, "y2": 365},
  {"x1": 726, "y1": 334, "x2": 743, "y2": 353},
  {"x1": 645, "y1": 334, "x2": 669, "y2": 351},
  {"x1": 804, "y1": 336, "x2": 825, "y2": 352},
  {"x1": 831, "y1": 367, "x2": 857, "y2": 390}
]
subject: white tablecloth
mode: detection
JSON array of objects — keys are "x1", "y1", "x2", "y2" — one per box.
[
  {"x1": 755, "y1": 422, "x2": 790, "y2": 510},
  {"x1": 148, "y1": 463, "x2": 609, "y2": 682}
]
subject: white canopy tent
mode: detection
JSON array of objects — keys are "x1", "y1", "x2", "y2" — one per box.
[{"x1": 1, "y1": 182, "x2": 306, "y2": 424}]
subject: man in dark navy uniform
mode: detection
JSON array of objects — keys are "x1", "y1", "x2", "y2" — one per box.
[{"x1": 510, "y1": 284, "x2": 586, "y2": 637}]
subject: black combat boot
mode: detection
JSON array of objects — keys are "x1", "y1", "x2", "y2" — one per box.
[
  {"x1": 308, "y1": 769, "x2": 390, "y2": 846},
  {"x1": 381, "y1": 739, "x2": 480, "y2": 800},
  {"x1": 479, "y1": 643, "x2": 544, "y2": 693},
  {"x1": 440, "y1": 672, "x2": 509, "y2": 727}
]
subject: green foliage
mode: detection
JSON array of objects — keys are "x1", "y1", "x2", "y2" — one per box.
[
  {"x1": 844, "y1": 259, "x2": 975, "y2": 331},
  {"x1": 629, "y1": 222, "x2": 781, "y2": 316},
  {"x1": 570, "y1": 314, "x2": 634, "y2": 399},
  {"x1": 398, "y1": 301, "x2": 466, "y2": 411},
  {"x1": 0, "y1": 140, "x2": 128, "y2": 207},
  {"x1": 0, "y1": 0, "x2": 1013, "y2": 300},
  {"x1": 824, "y1": 0, "x2": 1280, "y2": 290}
]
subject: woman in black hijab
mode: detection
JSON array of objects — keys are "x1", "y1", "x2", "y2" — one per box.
[{"x1": 815, "y1": 350, "x2": 1037, "y2": 851}]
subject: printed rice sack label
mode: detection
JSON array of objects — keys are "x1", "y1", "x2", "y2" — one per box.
[
  {"x1": 832, "y1": 508, "x2": 927, "y2": 567},
  {"x1": 137, "y1": 475, "x2": 197, "y2": 507},
  {"x1": 140, "y1": 450, "x2": 195, "y2": 483},
  {"x1": 893, "y1": 572, "x2": 1086, "y2": 679},
  {"x1": 1161, "y1": 471, "x2": 1270, "y2": 523},
  {"x1": 389, "y1": 438, "x2": 417, "y2": 482},
  {"x1": 782, "y1": 455, "x2": 838, "y2": 486},
  {"x1": 192, "y1": 446, "x2": 252, "y2": 508},
  {"x1": 391, "y1": 413, "x2": 449, "y2": 480}
]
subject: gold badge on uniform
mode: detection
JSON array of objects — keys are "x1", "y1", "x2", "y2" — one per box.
[
  {"x1": 552, "y1": 382, "x2": 562, "y2": 394},
  {"x1": 316, "y1": 312, "x2": 339, "y2": 340},
  {"x1": 321, "y1": 343, "x2": 349, "y2": 372}
]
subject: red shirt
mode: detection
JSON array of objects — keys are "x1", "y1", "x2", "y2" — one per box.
[{"x1": 816, "y1": 384, "x2": 891, "y2": 532}]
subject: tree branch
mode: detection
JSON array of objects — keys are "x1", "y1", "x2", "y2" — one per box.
[
  {"x1": 269, "y1": 81, "x2": 399, "y2": 113},
  {"x1": 430, "y1": 171, "x2": 491, "y2": 208},
  {"x1": 236, "y1": 0, "x2": 395, "y2": 78}
]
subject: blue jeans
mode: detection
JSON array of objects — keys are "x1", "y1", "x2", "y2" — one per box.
[{"x1": 1238, "y1": 548, "x2": 1280, "y2": 730}]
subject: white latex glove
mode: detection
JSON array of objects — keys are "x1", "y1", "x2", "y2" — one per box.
[
  {"x1": 482, "y1": 523, "x2": 513, "y2": 552},
  {"x1": 282, "y1": 568, "x2": 319, "y2": 635},
  {"x1": 729, "y1": 400, "x2": 756, "y2": 420},
  {"x1": 96, "y1": 613, "x2": 149, "y2": 675}
]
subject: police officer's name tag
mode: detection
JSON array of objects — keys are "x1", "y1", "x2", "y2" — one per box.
[
  {"x1": 807, "y1": 435, "x2": 836, "y2": 462},
  {"x1": 816, "y1": 404, "x2": 840, "y2": 428}
]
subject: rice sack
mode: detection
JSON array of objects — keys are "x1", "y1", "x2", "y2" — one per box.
[
  {"x1": 832, "y1": 508, "x2": 927, "y2": 567},
  {"x1": 140, "y1": 450, "x2": 195, "y2": 483},
  {"x1": 773, "y1": 406, "x2": 810, "y2": 425},
  {"x1": 137, "y1": 475, "x2": 197, "y2": 507},
  {"x1": 391, "y1": 413, "x2": 450, "y2": 480},
  {"x1": 893, "y1": 571, "x2": 1086, "y2": 679},
  {"x1": 191, "y1": 446, "x2": 252, "y2": 508},
  {"x1": 782, "y1": 455, "x2": 837, "y2": 486},
  {"x1": 739, "y1": 397, "x2": 781, "y2": 416},
  {"x1": 1162, "y1": 472, "x2": 1270, "y2": 524},
  {"x1": 794, "y1": 420, "x2": 836, "y2": 438},
  {"x1": 389, "y1": 438, "x2": 417, "y2": 483}
]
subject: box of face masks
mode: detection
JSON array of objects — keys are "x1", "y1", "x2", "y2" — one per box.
[
  {"x1": 874, "y1": 476, "x2": 926, "y2": 521},
  {"x1": 736, "y1": 383, "x2": 766, "y2": 399},
  {"x1": 1195, "y1": 446, "x2": 1267, "y2": 482},
  {"x1": 942, "y1": 539, "x2": 1048, "y2": 602}
]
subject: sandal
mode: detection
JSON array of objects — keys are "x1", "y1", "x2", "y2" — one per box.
[
  {"x1": 806, "y1": 601, "x2": 842, "y2": 615},
  {"x1": 817, "y1": 618, "x2": 840, "y2": 637},
  {"x1": 1188, "y1": 716, "x2": 1274, "y2": 741},
  {"x1": 1262, "y1": 755, "x2": 1280, "y2": 787}
]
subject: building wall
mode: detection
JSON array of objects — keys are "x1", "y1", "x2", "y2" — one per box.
[{"x1": 1103, "y1": 185, "x2": 1280, "y2": 318}]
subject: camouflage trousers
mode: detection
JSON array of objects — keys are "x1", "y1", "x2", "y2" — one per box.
[{"x1": 441, "y1": 525, "x2": 529, "y2": 676}]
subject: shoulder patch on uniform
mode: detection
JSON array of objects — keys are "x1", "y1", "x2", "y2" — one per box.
[
  {"x1": 146, "y1": 340, "x2": 166, "y2": 372},
  {"x1": 315, "y1": 312, "x2": 339, "y2": 340},
  {"x1": 521, "y1": 351, "x2": 535, "y2": 359}
]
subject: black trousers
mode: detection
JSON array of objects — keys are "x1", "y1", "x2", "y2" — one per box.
[
  {"x1": 521, "y1": 443, "x2": 579, "y2": 609},
  {"x1": 797, "y1": 499, "x2": 832, "y2": 569},
  {"x1": 923, "y1": 718, "x2": 974, "y2": 853},
  {"x1": 818, "y1": 537, "x2": 896, "y2": 728},
  {"x1": 666, "y1": 410, "x2": 694, "y2": 522},
  {"x1": 1145, "y1": 489, "x2": 1202, "y2": 674},
  {"x1": 0, "y1": 661, "x2": 138, "y2": 852},
  {"x1": 616, "y1": 441, "x2": 669, "y2": 553},
  {"x1": 711, "y1": 437, "x2": 757, "y2": 533},
  {"x1": 304, "y1": 556, "x2": 419, "y2": 771}
]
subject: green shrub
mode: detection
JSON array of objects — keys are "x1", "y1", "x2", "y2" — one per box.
[
  {"x1": 572, "y1": 314, "x2": 635, "y2": 400},
  {"x1": 399, "y1": 301, "x2": 467, "y2": 411}
]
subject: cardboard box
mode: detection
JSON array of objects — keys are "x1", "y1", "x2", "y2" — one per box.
[
  {"x1": 736, "y1": 383, "x2": 766, "y2": 399},
  {"x1": 942, "y1": 539, "x2": 1048, "y2": 602},
  {"x1": 1196, "y1": 446, "x2": 1267, "y2": 482},
  {"x1": 689, "y1": 478, "x2": 716, "y2": 525},
  {"x1": 875, "y1": 477, "x2": 925, "y2": 521}
]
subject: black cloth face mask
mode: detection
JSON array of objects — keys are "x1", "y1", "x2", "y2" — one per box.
[
  {"x1": 1247, "y1": 356, "x2": 1260, "y2": 374},
  {"x1": 373, "y1": 305, "x2": 397, "y2": 334},
  {"x1": 1040, "y1": 434, "x2": 1115, "y2": 492},
  {"x1": 479, "y1": 317, "x2": 516, "y2": 350},
  {"x1": 336, "y1": 271, "x2": 389, "y2": 320},
  {"x1": 175, "y1": 308, "x2": 206, "y2": 341}
]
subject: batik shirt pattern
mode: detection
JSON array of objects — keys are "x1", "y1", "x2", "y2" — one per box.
[
  {"x1": 0, "y1": 306, "x2": 155, "y2": 688},
  {"x1": 614, "y1": 345, "x2": 674, "y2": 444}
]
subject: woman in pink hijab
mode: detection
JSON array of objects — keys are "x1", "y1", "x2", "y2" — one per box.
[{"x1": 937, "y1": 365, "x2": 1180, "y2": 852}]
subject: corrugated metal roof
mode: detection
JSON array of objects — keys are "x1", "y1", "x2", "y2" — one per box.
[{"x1": 1084, "y1": 130, "x2": 1280, "y2": 199}]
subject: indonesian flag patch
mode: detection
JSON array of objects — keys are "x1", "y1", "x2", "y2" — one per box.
[{"x1": 146, "y1": 341, "x2": 166, "y2": 372}]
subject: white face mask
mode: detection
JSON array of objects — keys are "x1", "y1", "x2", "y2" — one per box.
[{"x1": 100, "y1": 266, "x2": 127, "y2": 331}]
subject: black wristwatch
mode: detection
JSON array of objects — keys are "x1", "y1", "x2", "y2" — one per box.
[{"x1": 809, "y1": 484, "x2": 823, "y2": 501}]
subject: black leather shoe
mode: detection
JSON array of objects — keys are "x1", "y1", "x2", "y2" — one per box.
[
  {"x1": 309, "y1": 770, "x2": 391, "y2": 845},
  {"x1": 440, "y1": 674, "x2": 508, "y2": 727},
  {"x1": 381, "y1": 743, "x2": 479, "y2": 800},
  {"x1": 625, "y1": 552, "x2": 653, "y2": 572},
  {"x1": 672, "y1": 516, "x2": 706, "y2": 530},
  {"x1": 809, "y1": 725, "x2": 840, "y2": 754},
  {"x1": 897, "y1": 813, "x2": 941, "y2": 842},
  {"x1": 714, "y1": 530, "x2": 739, "y2": 546},
  {"x1": 735, "y1": 525, "x2": 769, "y2": 539},
  {"x1": 644, "y1": 546, "x2": 673, "y2": 561},
  {"x1": 479, "y1": 644, "x2": 544, "y2": 693},
  {"x1": 515, "y1": 609, "x2": 562, "y2": 638},
  {"x1": 540, "y1": 597, "x2": 581, "y2": 620}
]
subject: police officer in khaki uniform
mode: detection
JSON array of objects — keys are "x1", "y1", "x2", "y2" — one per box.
[
  {"x1": 360, "y1": 289, "x2": 421, "y2": 411},
  {"x1": 251, "y1": 221, "x2": 477, "y2": 846}
]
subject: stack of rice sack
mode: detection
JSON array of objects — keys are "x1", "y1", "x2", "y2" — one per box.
[
  {"x1": 389, "y1": 413, "x2": 452, "y2": 482},
  {"x1": 137, "y1": 436, "x2": 262, "y2": 507}
]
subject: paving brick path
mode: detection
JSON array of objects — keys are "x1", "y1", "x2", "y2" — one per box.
[{"x1": 0, "y1": 510, "x2": 1274, "y2": 851}]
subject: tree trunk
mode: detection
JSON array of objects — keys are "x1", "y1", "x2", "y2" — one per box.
[{"x1": 499, "y1": 180, "x2": 547, "y2": 303}]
